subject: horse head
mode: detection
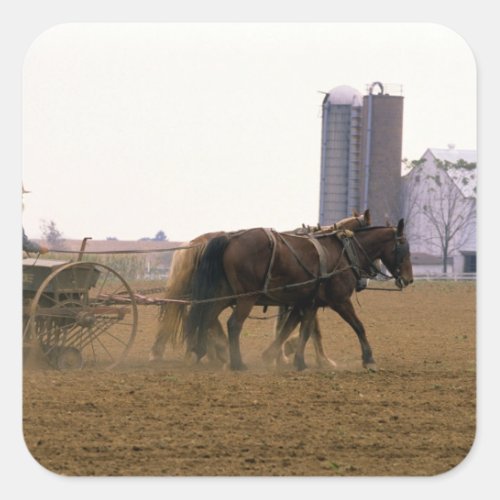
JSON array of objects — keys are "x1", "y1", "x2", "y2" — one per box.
[{"x1": 379, "y1": 219, "x2": 413, "y2": 289}]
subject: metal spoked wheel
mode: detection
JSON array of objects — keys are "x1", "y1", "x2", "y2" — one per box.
[{"x1": 25, "y1": 261, "x2": 138, "y2": 370}]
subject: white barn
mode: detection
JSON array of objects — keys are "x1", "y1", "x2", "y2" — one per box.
[{"x1": 402, "y1": 146, "x2": 477, "y2": 276}]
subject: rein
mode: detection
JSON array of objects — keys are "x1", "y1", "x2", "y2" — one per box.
[
  {"x1": 43, "y1": 243, "x2": 201, "y2": 255},
  {"x1": 364, "y1": 286, "x2": 402, "y2": 292}
]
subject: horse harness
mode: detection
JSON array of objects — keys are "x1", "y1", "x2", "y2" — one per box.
[
  {"x1": 260, "y1": 228, "x2": 329, "y2": 302},
  {"x1": 338, "y1": 227, "x2": 410, "y2": 287},
  {"x1": 259, "y1": 226, "x2": 408, "y2": 299},
  {"x1": 260, "y1": 227, "x2": 369, "y2": 301},
  {"x1": 393, "y1": 233, "x2": 410, "y2": 283},
  {"x1": 335, "y1": 230, "x2": 380, "y2": 291}
]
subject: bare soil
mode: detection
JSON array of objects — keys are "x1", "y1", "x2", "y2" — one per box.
[{"x1": 23, "y1": 281, "x2": 476, "y2": 476}]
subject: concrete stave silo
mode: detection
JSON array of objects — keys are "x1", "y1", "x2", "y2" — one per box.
[
  {"x1": 319, "y1": 82, "x2": 404, "y2": 227},
  {"x1": 319, "y1": 85, "x2": 362, "y2": 225}
]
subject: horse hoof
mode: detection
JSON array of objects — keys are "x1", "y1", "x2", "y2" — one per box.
[
  {"x1": 230, "y1": 362, "x2": 248, "y2": 371},
  {"x1": 261, "y1": 349, "x2": 275, "y2": 365},
  {"x1": 276, "y1": 353, "x2": 291, "y2": 367},
  {"x1": 294, "y1": 357, "x2": 307, "y2": 371},
  {"x1": 184, "y1": 351, "x2": 198, "y2": 366},
  {"x1": 284, "y1": 338, "x2": 298, "y2": 356},
  {"x1": 363, "y1": 362, "x2": 378, "y2": 372},
  {"x1": 317, "y1": 358, "x2": 337, "y2": 369}
]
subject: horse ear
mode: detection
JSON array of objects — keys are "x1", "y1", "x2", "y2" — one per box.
[
  {"x1": 364, "y1": 209, "x2": 371, "y2": 225},
  {"x1": 397, "y1": 218, "x2": 405, "y2": 236}
]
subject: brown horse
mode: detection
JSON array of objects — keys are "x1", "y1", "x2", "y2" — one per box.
[
  {"x1": 186, "y1": 219, "x2": 413, "y2": 371},
  {"x1": 149, "y1": 211, "x2": 370, "y2": 365}
]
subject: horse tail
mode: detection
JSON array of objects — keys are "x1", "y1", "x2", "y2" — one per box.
[
  {"x1": 150, "y1": 242, "x2": 205, "y2": 360},
  {"x1": 185, "y1": 235, "x2": 231, "y2": 357},
  {"x1": 192, "y1": 235, "x2": 230, "y2": 301}
]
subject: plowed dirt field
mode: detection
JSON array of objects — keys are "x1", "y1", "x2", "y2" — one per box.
[{"x1": 23, "y1": 281, "x2": 476, "y2": 476}]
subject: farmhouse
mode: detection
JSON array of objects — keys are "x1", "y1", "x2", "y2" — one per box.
[{"x1": 402, "y1": 145, "x2": 477, "y2": 276}]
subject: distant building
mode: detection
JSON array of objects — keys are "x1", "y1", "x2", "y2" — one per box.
[
  {"x1": 402, "y1": 145, "x2": 477, "y2": 275},
  {"x1": 319, "y1": 82, "x2": 404, "y2": 226}
]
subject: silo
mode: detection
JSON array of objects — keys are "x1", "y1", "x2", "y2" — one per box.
[
  {"x1": 318, "y1": 85, "x2": 363, "y2": 226},
  {"x1": 359, "y1": 82, "x2": 404, "y2": 225}
]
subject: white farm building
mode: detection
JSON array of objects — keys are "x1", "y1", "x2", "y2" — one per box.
[{"x1": 402, "y1": 146, "x2": 477, "y2": 276}]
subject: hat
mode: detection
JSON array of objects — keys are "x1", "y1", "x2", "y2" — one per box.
[{"x1": 22, "y1": 185, "x2": 31, "y2": 194}]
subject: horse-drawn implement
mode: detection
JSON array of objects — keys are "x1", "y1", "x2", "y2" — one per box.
[{"x1": 23, "y1": 257, "x2": 139, "y2": 370}]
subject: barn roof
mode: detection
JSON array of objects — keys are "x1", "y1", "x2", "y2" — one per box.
[
  {"x1": 428, "y1": 147, "x2": 476, "y2": 164},
  {"x1": 427, "y1": 147, "x2": 477, "y2": 199}
]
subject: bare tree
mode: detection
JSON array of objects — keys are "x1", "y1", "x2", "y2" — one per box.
[
  {"x1": 40, "y1": 219, "x2": 65, "y2": 247},
  {"x1": 408, "y1": 158, "x2": 476, "y2": 273},
  {"x1": 402, "y1": 158, "x2": 427, "y2": 242},
  {"x1": 154, "y1": 230, "x2": 168, "y2": 241}
]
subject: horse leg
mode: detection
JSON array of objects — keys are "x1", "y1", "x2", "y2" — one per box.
[
  {"x1": 261, "y1": 306, "x2": 302, "y2": 366},
  {"x1": 226, "y1": 298, "x2": 256, "y2": 371},
  {"x1": 272, "y1": 305, "x2": 302, "y2": 366},
  {"x1": 274, "y1": 305, "x2": 291, "y2": 339},
  {"x1": 270, "y1": 309, "x2": 336, "y2": 368},
  {"x1": 149, "y1": 323, "x2": 167, "y2": 362},
  {"x1": 149, "y1": 304, "x2": 180, "y2": 362},
  {"x1": 182, "y1": 306, "x2": 199, "y2": 365},
  {"x1": 185, "y1": 302, "x2": 225, "y2": 365},
  {"x1": 274, "y1": 306, "x2": 301, "y2": 366},
  {"x1": 311, "y1": 316, "x2": 337, "y2": 368},
  {"x1": 150, "y1": 295, "x2": 188, "y2": 362},
  {"x1": 206, "y1": 319, "x2": 228, "y2": 366},
  {"x1": 331, "y1": 299, "x2": 376, "y2": 371},
  {"x1": 293, "y1": 308, "x2": 316, "y2": 371}
]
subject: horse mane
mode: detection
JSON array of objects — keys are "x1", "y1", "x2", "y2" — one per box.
[{"x1": 352, "y1": 225, "x2": 395, "y2": 233}]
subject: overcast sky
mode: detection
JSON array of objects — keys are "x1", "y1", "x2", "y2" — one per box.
[{"x1": 22, "y1": 23, "x2": 476, "y2": 242}]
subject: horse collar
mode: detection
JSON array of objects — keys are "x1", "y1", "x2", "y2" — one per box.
[{"x1": 338, "y1": 233, "x2": 379, "y2": 289}]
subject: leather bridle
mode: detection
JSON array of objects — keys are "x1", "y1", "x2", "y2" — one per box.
[{"x1": 341, "y1": 227, "x2": 410, "y2": 289}]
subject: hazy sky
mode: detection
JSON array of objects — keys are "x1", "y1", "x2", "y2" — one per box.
[{"x1": 22, "y1": 23, "x2": 476, "y2": 242}]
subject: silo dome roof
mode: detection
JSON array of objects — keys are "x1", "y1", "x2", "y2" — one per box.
[{"x1": 327, "y1": 85, "x2": 362, "y2": 106}]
